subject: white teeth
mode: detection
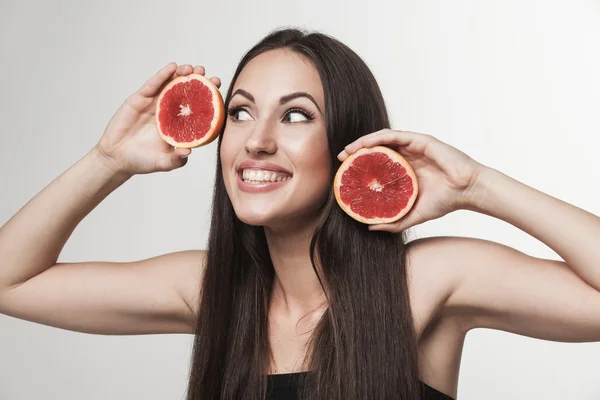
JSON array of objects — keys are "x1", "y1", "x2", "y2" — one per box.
[{"x1": 240, "y1": 169, "x2": 291, "y2": 183}]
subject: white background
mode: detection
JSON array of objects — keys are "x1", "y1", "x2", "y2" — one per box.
[{"x1": 1, "y1": 0, "x2": 599, "y2": 399}]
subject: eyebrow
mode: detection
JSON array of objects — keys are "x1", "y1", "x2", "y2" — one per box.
[{"x1": 231, "y1": 89, "x2": 322, "y2": 114}]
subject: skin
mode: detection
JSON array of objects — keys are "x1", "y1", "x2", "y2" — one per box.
[
  {"x1": 340, "y1": 131, "x2": 600, "y2": 396},
  {"x1": 2, "y1": 53, "x2": 600, "y2": 399},
  {"x1": 220, "y1": 50, "x2": 333, "y2": 373}
]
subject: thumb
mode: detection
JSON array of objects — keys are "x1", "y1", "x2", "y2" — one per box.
[
  {"x1": 174, "y1": 147, "x2": 192, "y2": 159},
  {"x1": 157, "y1": 149, "x2": 190, "y2": 171}
]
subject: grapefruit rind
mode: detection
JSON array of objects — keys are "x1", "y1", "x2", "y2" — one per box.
[
  {"x1": 333, "y1": 146, "x2": 418, "y2": 224},
  {"x1": 155, "y1": 73, "x2": 225, "y2": 149}
]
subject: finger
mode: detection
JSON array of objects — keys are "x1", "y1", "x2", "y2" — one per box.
[
  {"x1": 337, "y1": 129, "x2": 391, "y2": 161},
  {"x1": 175, "y1": 155, "x2": 189, "y2": 169},
  {"x1": 368, "y1": 221, "x2": 402, "y2": 233},
  {"x1": 361, "y1": 131, "x2": 429, "y2": 148},
  {"x1": 174, "y1": 147, "x2": 192, "y2": 159},
  {"x1": 368, "y1": 215, "x2": 415, "y2": 233},
  {"x1": 338, "y1": 130, "x2": 433, "y2": 161},
  {"x1": 209, "y1": 76, "x2": 221, "y2": 88},
  {"x1": 193, "y1": 65, "x2": 206, "y2": 75},
  {"x1": 175, "y1": 64, "x2": 193, "y2": 77},
  {"x1": 157, "y1": 150, "x2": 191, "y2": 171},
  {"x1": 137, "y1": 62, "x2": 178, "y2": 98}
]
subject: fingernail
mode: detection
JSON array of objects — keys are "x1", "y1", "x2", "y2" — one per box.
[{"x1": 337, "y1": 150, "x2": 346, "y2": 158}]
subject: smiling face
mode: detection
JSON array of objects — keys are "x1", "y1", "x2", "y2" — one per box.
[{"x1": 220, "y1": 49, "x2": 331, "y2": 229}]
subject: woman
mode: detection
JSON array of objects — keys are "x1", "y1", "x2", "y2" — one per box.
[{"x1": 1, "y1": 27, "x2": 599, "y2": 400}]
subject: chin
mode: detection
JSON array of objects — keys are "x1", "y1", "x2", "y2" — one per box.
[{"x1": 233, "y1": 208, "x2": 277, "y2": 227}]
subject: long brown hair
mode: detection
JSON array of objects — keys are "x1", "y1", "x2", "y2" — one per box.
[{"x1": 186, "y1": 27, "x2": 424, "y2": 400}]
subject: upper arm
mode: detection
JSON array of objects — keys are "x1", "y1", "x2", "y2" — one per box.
[
  {"x1": 412, "y1": 236, "x2": 600, "y2": 342},
  {"x1": 0, "y1": 250, "x2": 206, "y2": 335}
]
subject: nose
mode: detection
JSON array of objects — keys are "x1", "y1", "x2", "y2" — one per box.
[{"x1": 244, "y1": 120, "x2": 277, "y2": 156}]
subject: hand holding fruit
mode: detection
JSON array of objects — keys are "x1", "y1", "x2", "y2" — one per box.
[
  {"x1": 95, "y1": 63, "x2": 222, "y2": 175},
  {"x1": 337, "y1": 129, "x2": 486, "y2": 232}
]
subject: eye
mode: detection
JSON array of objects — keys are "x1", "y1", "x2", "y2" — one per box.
[
  {"x1": 227, "y1": 106, "x2": 253, "y2": 122},
  {"x1": 283, "y1": 109, "x2": 315, "y2": 123}
]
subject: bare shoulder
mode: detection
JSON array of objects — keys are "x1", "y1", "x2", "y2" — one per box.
[
  {"x1": 405, "y1": 235, "x2": 511, "y2": 325},
  {"x1": 406, "y1": 235, "x2": 600, "y2": 344},
  {"x1": 136, "y1": 249, "x2": 207, "y2": 310},
  {"x1": 405, "y1": 236, "x2": 472, "y2": 398},
  {"x1": 405, "y1": 236, "x2": 472, "y2": 337}
]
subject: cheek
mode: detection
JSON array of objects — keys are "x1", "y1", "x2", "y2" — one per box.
[
  {"x1": 311, "y1": 131, "x2": 331, "y2": 172},
  {"x1": 294, "y1": 135, "x2": 332, "y2": 192},
  {"x1": 219, "y1": 135, "x2": 239, "y2": 194},
  {"x1": 219, "y1": 130, "x2": 239, "y2": 168}
]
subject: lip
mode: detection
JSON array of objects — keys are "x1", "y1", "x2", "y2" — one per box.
[
  {"x1": 237, "y1": 160, "x2": 293, "y2": 176},
  {"x1": 236, "y1": 172, "x2": 291, "y2": 193}
]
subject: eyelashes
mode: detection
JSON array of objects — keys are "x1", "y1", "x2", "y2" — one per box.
[
  {"x1": 226, "y1": 106, "x2": 316, "y2": 123},
  {"x1": 287, "y1": 108, "x2": 316, "y2": 122},
  {"x1": 226, "y1": 106, "x2": 242, "y2": 119},
  {"x1": 226, "y1": 106, "x2": 250, "y2": 122}
]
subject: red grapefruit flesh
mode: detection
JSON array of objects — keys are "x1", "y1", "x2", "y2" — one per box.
[
  {"x1": 334, "y1": 146, "x2": 418, "y2": 224},
  {"x1": 155, "y1": 73, "x2": 225, "y2": 148}
]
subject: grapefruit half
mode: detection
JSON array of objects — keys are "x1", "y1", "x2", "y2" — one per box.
[
  {"x1": 334, "y1": 146, "x2": 418, "y2": 224},
  {"x1": 155, "y1": 73, "x2": 225, "y2": 148}
]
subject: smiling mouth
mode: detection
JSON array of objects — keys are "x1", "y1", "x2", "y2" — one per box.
[{"x1": 238, "y1": 169, "x2": 292, "y2": 184}]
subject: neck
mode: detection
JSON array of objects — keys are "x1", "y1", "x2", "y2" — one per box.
[{"x1": 264, "y1": 218, "x2": 327, "y2": 318}]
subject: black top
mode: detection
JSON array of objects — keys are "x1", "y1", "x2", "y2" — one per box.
[{"x1": 266, "y1": 371, "x2": 455, "y2": 400}]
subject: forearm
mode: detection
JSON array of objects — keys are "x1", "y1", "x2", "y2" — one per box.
[
  {"x1": 0, "y1": 146, "x2": 132, "y2": 290},
  {"x1": 467, "y1": 166, "x2": 600, "y2": 290}
]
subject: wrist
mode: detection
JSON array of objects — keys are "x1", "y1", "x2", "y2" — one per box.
[
  {"x1": 90, "y1": 145, "x2": 134, "y2": 181},
  {"x1": 460, "y1": 165, "x2": 498, "y2": 214}
]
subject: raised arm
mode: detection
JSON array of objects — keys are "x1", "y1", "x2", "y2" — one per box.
[{"x1": 0, "y1": 63, "x2": 221, "y2": 335}]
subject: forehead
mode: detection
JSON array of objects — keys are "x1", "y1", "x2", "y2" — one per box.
[{"x1": 232, "y1": 49, "x2": 324, "y2": 105}]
